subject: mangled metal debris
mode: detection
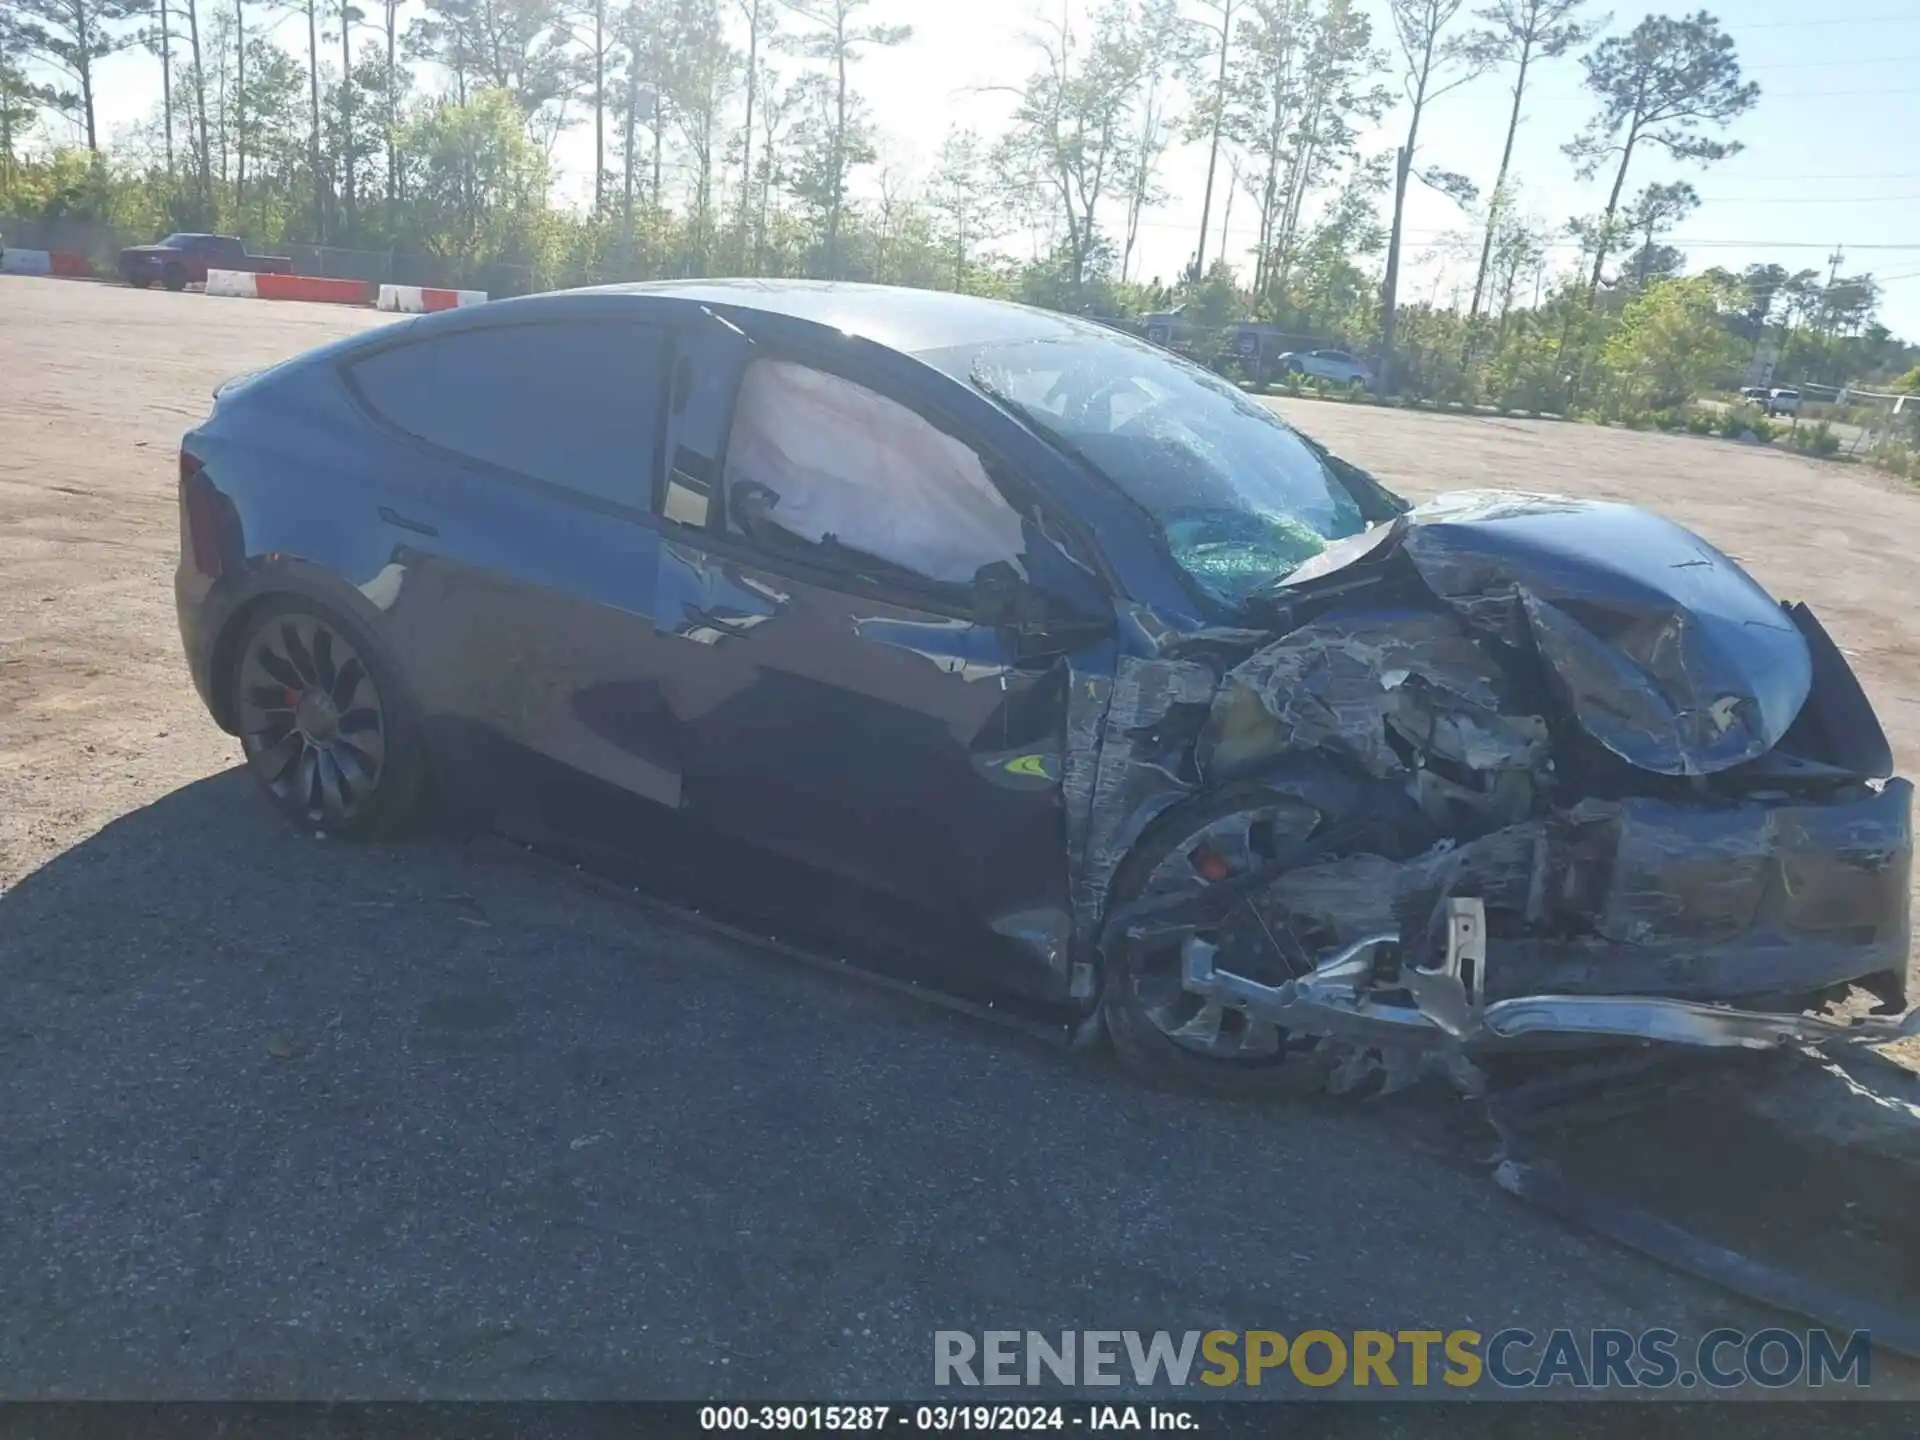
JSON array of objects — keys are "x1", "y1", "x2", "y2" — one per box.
[{"x1": 1177, "y1": 897, "x2": 1920, "y2": 1056}]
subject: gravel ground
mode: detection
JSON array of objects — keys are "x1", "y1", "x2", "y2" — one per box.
[{"x1": 2, "y1": 278, "x2": 1918, "y2": 1403}]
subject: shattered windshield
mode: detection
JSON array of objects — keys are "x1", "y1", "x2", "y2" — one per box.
[{"x1": 964, "y1": 335, "x2": 1369, "y2": 609}]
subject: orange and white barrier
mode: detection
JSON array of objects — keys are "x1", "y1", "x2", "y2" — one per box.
[
  {"x1": 205, "y1": 268, "x2": 259, "y2": 297},
  {"x1": 205, "y1": 269, "x2": 376, "y2": 305},
  {"x1": 4, "y1": 248, "x2": 95, "y2": 276},
  {"x1": 378, "y1": 283, "x2": 487, "y2": 313},
  {"x1": 257, "y1": 273, "x2": 376, "y2": 304}
]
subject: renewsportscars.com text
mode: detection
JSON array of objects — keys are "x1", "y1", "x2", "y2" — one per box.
[{"x1": 933, "y1": 1328, "x2": 1871, "y2": 1391}]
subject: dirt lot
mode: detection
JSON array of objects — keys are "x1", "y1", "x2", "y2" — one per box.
[
  {"x1": 3, "y1": 277, "x2": 1919, "y2": 1403},
  {"x1": 0, "y1": 281, "x2": 395, "y2": 886}
]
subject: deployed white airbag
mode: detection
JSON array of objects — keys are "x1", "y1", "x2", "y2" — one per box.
[{"x1": 723, "y1": 359, "x2": 1027, "y2": 585}]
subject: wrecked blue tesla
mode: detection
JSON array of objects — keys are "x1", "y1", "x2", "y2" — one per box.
[{"x1": 174, "y1": 281, "x2": 1914, "y2": 1094}]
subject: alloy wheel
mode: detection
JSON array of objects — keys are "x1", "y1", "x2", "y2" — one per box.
[
  {"x1": 236, "y1": 612, "x2": 387, "y2": 826},
  {"x1": 1124, "y1": 802, "x2": 1329, "y2": 1062}
]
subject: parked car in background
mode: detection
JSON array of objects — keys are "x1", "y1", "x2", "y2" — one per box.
[
  {"x1": 1766, "y1": 387, "x2": 1802, "y2": 417},
  {"x1": 173, "y1": 281, "x2": 1912, "y2": 1094},
  {"x1": 1278, "y1": 348, "x2": 1374, "y2": 392},
  {"x1": 119, "y1": 234, "x2": 293, "y2": 292},
  {"x1": 1738, "y1": 385, "x2": 1771, "y2": 405},
  {"x1": 1232, "y1": 325, "x2": 1322, "y2": 388}
]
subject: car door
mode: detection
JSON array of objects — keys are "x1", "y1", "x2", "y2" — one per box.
[
  {"x1": 645, "y1": 316, "x2": 1113, "y2": 998},
  {"x1": 341, "y1": 315, "x2": 688, "y2": 843}
]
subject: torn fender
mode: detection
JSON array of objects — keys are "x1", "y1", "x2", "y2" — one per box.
[{"x1": 1071, "y1": 654, "x2": 1216, "y2": 944}]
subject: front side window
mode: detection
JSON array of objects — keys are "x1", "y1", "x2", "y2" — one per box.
[
  {"x1": 959, "y1": 334, "x2": 1378, "y2": 609},
  {"x1": 720, "y1": 358, "x2": 1027, "y2": 588},
  {"x1": 346, "y1": 321, "x2": 668, "y2": 510}
]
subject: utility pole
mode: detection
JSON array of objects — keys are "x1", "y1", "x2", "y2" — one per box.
[
  {"x1": 1823, "y1": 244, "x2": 1845, "y2": 385},
  {"x1": 1217, "y1": 154, "x2": 1239, "y2": 278},
  {"x1": 1378, "y1": 145, "x2": 1409, "y2": 396},
  {"x1": 1190, "y1": 0, "x2": 1237, "y2": 285}
]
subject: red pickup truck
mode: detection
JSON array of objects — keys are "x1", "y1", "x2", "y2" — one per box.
[{"x1": 119, "y1": 233, "x2": 294, "y2": 291}]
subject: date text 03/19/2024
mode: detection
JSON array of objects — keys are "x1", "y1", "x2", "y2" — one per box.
[{"x1": 699, "y1": 1406, "x2": 1194, "y2": 1432}]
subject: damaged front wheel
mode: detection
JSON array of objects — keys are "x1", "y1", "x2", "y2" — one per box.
[{"x1": 1099, "y1": 782, "x2": 1352, "y2": 1097}]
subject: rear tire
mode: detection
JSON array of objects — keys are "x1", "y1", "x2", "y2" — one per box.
[{"x1": 228, "y1": 597, "x2": 426, "y2": 840}]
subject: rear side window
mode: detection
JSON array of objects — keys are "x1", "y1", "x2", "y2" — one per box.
[{"x1": 347, "y1": 321, "x2": 668, "y2": 510}]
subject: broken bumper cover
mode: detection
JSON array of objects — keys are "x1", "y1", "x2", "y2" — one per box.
[
  {"x1": 1163, "y1": 779, "x2": 1915, "y2": 1054},
  {"x1": 1183, "y1": 916, "x2": 1920, "y2": 1053},
  {"x1": 1478, "y1": 992, "x2": 1920, "y2": 1049}
]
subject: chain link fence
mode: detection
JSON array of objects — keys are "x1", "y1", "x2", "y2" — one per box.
[
  {"x1": 1, "y1": 216, "x2": 536, "y2": 297},
  {"x1": 0, "y1": 215, "x2": 145, "y2": 266},
  {"x1": 282, "y1": 244, "x2": 535, "y2": 297}
]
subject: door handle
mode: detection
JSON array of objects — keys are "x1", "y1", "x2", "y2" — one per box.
[{"x1": 379, "y1": 506, "x2": 438, "y2": 537}]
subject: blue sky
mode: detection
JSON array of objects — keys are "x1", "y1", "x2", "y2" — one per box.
[{"x1": 62, "y1": 0, "x2": 1920, "y2": 338}]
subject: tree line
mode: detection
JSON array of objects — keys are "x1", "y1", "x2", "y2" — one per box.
[{"x1": 0, "y1": 0, "x2": 1912, "y2": 416}]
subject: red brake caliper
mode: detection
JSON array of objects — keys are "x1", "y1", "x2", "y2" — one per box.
[{"x1": 1191, "y1": 843, "x2": 1233, "y2": 882}]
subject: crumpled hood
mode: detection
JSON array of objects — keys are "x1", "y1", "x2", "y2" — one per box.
[{"x1": 1395, "y1": 491, "x2": 1813, "y2": 776}]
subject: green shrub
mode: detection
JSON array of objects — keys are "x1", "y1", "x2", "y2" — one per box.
[
  {"x1": 1868, "y1": 444, "x2": 1915, "y2": 481},
  {"x1": 1882, "y1": 446, "x2": 1916, "y2": 481},
  {"x1": 1790, "y1": 421, "x2": 1841, "y2": 458},
  {"x1": 1685, "y1": 410, "x2": 1716, "y2": 436},
  {"x1": 1717, "y1": 403, "x2": 1775, "y2": 441}
]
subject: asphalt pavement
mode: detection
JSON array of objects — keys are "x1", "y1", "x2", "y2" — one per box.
[{"x1": 0, "y1": 766, "x2": 1873, "y2": 1403}]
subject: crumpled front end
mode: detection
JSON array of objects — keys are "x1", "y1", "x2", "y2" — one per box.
[
  {"x1": 1163, "y1": 780, "x2": 1914, "y2": 1058},
  {"x1": 1094, "y1": 490, "x2": 1913, "y2": 1062}
]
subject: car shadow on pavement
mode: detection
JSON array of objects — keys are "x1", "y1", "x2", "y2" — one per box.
[{"x1": 0, "y1": 769, "x2": 1883, "y2": 1405}]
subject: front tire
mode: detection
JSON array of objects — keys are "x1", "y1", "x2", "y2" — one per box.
[
  {"x1": 1098, "y1": 783, "x2": 1348, "y2": 1097},
  {"x1": 163, "y1": 262, "x2": 186, "y2": 291},
  {"x1": 229, "y1": 598, "x2": 425, "y2": 839},
  {"x1": 129, "y1": 273, "x2": 153, "y2": 289}
]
